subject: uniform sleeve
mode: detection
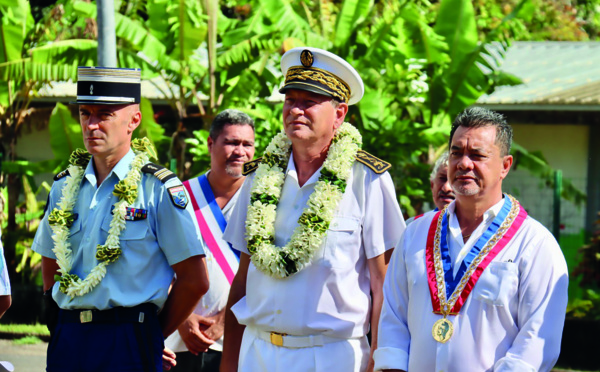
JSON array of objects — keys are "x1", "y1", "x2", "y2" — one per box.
[
  {"x1": 494, "y1": 221, "x2": 569, "y2": 372},
  {"x1": 154, "y1": 178, "x2": 206, "y2": 265},
  {"x1": 362, "y1": 171, "x2": 405, "y2": 259},
  {"x1": 373, "y1": 230, "x2": 411, "y2": 371},
  {"x1": 0, "y1": 239, "x2": 10, "y2": 295},
  {"x1": 223, "y1": 174, "x2": 253, "y2": 254},
  {"x1": 32, "y1": 183, "x2": 62, "y2": 259}
]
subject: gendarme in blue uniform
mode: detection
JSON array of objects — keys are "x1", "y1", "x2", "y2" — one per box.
[{"x1": 33, "y1": 149, "x2": 205, "y2": 310}]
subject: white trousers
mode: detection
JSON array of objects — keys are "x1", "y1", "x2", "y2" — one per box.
[{"x1": 238, "y1": 327, "x2": 370, "y2": 372}]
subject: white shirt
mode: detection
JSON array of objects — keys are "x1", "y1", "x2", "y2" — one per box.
[
  {"x1": 165, "y1": 172, "x2": 241, "y2": 352},
  {"x1": 0, "y1": 231, "x2": 10, "y2": 296},
  {"x1": 224, "y1": 153, "x2": 405, "y2": 339},
  {"x1": 374, "y1": 198, "x2": 569, "y2": 372}
]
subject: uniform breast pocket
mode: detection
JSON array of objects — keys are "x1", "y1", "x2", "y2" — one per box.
[
  {"x1": 473, "y1": 261, "x2": 519, "y2": 306},
  {"x1": 100, "y1": 217, "x2": 149, "y2": 243},
  {"x1": 323, "y1": 216, "x2": 361, "y2": 269},
  {"x1": 68, "y1": 218, "x2": 82, "y2": 237}
]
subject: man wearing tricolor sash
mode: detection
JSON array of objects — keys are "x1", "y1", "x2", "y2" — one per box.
[
  {"x1": 164, "y1": 109, "x2": 255, "y2": 371},
  {"x1": 220, "y1": 48, "x2": 405, "y2": 372},
  {"x1": 374, "y1": 107, "x2": 568, "y2": 372}
]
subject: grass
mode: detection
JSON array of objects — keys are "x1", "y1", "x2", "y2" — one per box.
[
  {"x1": 12, "y1": 335, "x2": 43, "y2": 345},
  {"x1": 0, "y1": 323, "x2": 49, "y2": 336}
]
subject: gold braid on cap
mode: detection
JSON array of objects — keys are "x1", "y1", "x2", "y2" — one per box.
[{"x1": 285, "y1": 66, "x2": 351, "y2": 103}]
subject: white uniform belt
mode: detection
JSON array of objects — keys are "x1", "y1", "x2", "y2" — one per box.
[{"x1": 248, "y1": 327, "x2": 342, "y2": 348}]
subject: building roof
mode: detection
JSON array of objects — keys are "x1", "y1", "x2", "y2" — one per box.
[{"x1": 477, "y1": 41, "x2": 600, "y2": 111}]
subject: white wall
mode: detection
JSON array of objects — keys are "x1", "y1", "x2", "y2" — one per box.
[{"x1": 504, "y1": 123, "x2": 588, "y2": 234}]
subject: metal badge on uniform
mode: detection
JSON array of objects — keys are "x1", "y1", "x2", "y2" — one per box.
[
  {"x1": 125, "y1": 207, "x2": 147, "y2": 221},
  {"x1": 168, "y1": 186, "x2": 188, "y2": 209}
]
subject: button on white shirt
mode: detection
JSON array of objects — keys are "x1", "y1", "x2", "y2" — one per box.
[
  {"x1": 224, "y1": 153, "x2": 405, "y2": 339},
  {"x1": 374, "y1": 199, "x2": 569, "y2": 372}
]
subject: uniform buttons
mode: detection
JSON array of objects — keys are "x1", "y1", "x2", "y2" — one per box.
[
  {"x1": 294, "y1": 205, "x2": 299, "y2": 210},
  {"x1": 333, "y1": 223, "x2": 338, "y2": 227},
  {"x1": 276, "y1": 310, "x2": 282, "y2": 315}
]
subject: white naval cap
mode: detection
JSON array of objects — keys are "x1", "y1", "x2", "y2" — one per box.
[{"x1": 279, "y1": 47, "x2": 364, "y2": 105}]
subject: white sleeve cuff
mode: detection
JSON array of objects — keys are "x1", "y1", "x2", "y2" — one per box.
[
  {"x1": 373, "y1": 347, "x2": 409, "y2": 371},
  {"x1": 493, "y1": 356, "x2": 536, "y2": 372}
]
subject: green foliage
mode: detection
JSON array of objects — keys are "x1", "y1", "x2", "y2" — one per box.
[
  {"x1": 572, "y1": 211, "x2": 600, "y2": 288},
  {"x1": 470, "y1": 0, "x2": 592, "y2": 41},
  {"x1": 567, "y1": 289, "x2": 600, "y2": 320}
]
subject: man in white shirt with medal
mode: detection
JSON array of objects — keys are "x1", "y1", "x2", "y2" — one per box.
[
  {"x1": 374, "y1": 107, "x2": 569, "y2": 372},
  {"x1": 220, "y1": 47, "x2": 405, "y2": 372},
  {"x1": 164, "y1": 109, "x2": 255, "y2": 371}
]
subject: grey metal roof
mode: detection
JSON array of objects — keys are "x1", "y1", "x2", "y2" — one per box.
[{"x1": 477, "y1": 41, "x2": 600, "y2": 110}]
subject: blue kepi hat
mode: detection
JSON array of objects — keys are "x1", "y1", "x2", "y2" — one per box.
[{"x1": 71, "y1": 66, "x2": 141, "y2": 105}]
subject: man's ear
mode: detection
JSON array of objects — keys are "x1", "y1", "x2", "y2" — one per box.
[
  {"x1": 207, "y1": 136, "x2": 214, "y2": 152},
  {"x1": 128, "y1": 109, "x2": 142, "y2": 134},
  {"x1": 333, "y1": 102, "x2": 349, "y2": 130},
  {"x1": 500, "y1": 155, "x2": 513, "y2": 180}
]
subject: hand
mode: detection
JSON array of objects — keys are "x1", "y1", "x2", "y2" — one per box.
[
  {"x1": 366, "y1": 344, "x2": 376, "y2": 372},
  {"x1": 201, "y1": 309, "x2": 225, "y2": 345},
  {"x1": 366, "y1": 357, "x2": 375, "y2": 372},
  {"x1": 178, "y1": 312, "x2": 218, "y2": 355},
  {"x1": 162, "y1": 347, "x2": 177, "y2": 371}
]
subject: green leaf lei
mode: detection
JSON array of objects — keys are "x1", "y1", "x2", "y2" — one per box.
[
  {"x1": 48, "y1": 138, "x2": 156, "y2": 298},
  {"x1": 245, "y1": 122, "x2": 362, "y2": 278}
]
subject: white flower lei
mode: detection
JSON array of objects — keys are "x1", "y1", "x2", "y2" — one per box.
[
  {"x1": 49, "y1": 138, "x2": 155, "y2": 298},
  {"x1": 245, "y1": 122, "x2": 362, "y2": 278}
]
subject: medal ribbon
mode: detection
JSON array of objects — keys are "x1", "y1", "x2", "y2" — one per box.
[
  {"x1": 426, "y1": 194, "x2": 528, "y2": 314},
  {"x1": 440, "y1": 197, "x2": 512, "y2": 298}
]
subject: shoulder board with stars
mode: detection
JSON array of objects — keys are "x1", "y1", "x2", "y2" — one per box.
[
  {"x1": 141, "y1": 163, "x2": 177, "y2": 184},
  {"x1": 54, "y1": 169, "x2": 70, "y2": 181},
  {"x1": 355, "y1": 150, "x2": 391, "y2": 174},
  {"x1": 242, "y1": 157, "x2": 262, "y2": 176}
]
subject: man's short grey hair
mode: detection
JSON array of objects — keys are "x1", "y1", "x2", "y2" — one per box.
[
  {"x1": 430, "y1": 152, "x2": 449, "y2": 181},
  {"x1": 209, "y1": 109, "x2": 255, "y2": 140},
  {"x1": 449, "y1": 107, "x2": 513, "y2": 156}
]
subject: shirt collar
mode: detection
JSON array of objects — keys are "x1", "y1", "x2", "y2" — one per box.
[
  {"x1": 84, "y1": 148, "x2": 136, "y2": 185},
  {"x1": 446, "y1": 195, "x2": 505, "y2": 224},
  {"x1": 286, "y1": 151, "x2": 322, "y2": 187}
]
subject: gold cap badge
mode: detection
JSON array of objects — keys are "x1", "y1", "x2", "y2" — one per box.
[{"x1": 300, "y1": 50, "x2": 314, "y2": 67}]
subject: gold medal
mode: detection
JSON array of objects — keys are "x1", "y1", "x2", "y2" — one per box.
[{"x1": 432, "y1": 317, "x2": 454, "y2": 343}]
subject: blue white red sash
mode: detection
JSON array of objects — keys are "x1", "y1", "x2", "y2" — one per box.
[
  {"x1": 425, "y1": 195, "x2": 527, "y2": 314},
  {"x1": 184, "y1": 174, "x2": 240, "y2": 285}
]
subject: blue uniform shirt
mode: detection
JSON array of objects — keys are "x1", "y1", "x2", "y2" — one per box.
[{"x1": 33, "y1": 149, "x2": 205, "y2": 310}]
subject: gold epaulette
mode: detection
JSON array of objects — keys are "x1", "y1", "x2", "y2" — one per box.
[
  {"x1": 242, "y1": 157, "x2": 262, "y2": 175},
  {"x1": 355, "y1": 150, "x2": 391, "y2": 174}
]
